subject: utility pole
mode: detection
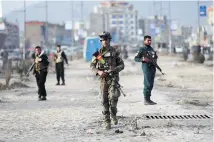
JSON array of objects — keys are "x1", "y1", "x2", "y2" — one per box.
[
  {"x1": 12, "y1": 0, "x2": 26, "y2": 59},
  {"x1": 71, "y1": 1, "x2": 74, "y2": 46},
  {"x1": 197, "y1": 0, "x2": 200, "y2": 45},
  {"x1": 152, "y1": 0, "x2": 155, "y2": 16},
  {"x1": 80, "y1": 1, "x2": 83, "y2": 22},
  {"x1": 160, "y1": 1, "x2": 162, "y2": 17},
  {"x1": 45, "y1": 0, "x2": 48, "y2": 47},
  {"x1": 168, "y1": 1, "x2": 172, "y2": 53},
  {"x1": 23, "y1": 0, "x2": 26, "y2": 59}
]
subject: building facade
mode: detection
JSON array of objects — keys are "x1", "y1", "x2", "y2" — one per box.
[
  {"x1": 89, "y1": 1, "x2": 138, "y2": 43},
  {"x1": 25, "y1": 21, "x2": 65, "y2": 48}
]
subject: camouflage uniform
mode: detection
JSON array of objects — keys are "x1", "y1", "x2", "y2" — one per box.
[{"x1": 90, "y1": 46, "x2": 124, "y2": 128}]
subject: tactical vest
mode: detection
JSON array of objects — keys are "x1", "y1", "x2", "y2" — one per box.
[
  {"x1": 97, "y1": 47, "x2": 118, "y2": 71},
  {"x1": 55, "y1": 51, "x2": 63, "y2": 63},
  {"x1": 35, "y1": 56, "x2": 41, "y2": 72}
]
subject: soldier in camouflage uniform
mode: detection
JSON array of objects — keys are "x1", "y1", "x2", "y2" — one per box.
[{"x1": 90, "y1": 32, "x2": 125, "y2": 130}]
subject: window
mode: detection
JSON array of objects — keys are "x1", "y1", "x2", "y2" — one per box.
[
  {"x1": 119, "y1": 15, "x2": 123, "y2": 18},
  {"x1": 112, "y1": 21, "x2": 116, "y2": 24},
  {"x1": 112, "y1": 15, "x2": 116, "y2": 19},
  {"x1": 119, "y1": 21, "x2": 123, "y2": 24},
  {"x1": 130, "y1": 21, "x2": 133, "y2": 24}
]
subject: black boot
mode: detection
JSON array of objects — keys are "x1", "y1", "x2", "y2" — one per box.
[
  {"x1": 149, "y1": 97, "x2": 157, "y2": 105},
  {"x1": 61, "y1": 82, "x2": 65, "y2": 85},
  {"x1": 144, "y1": 96, "x2": 157, "y2": 105},
  {"x1": 39, "y1": 96, "x2": 47, "y2": 101},
  {"x1": 56, "y1": 82, "x2": 60, "y2": 85},
  {"x1": 38, "y1": 95, "x2": 41, "y2": 101}
]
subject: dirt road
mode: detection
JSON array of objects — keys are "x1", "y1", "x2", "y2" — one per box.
[{"x1": 0, "y1": 54, "x2": 213, "y2": 142}]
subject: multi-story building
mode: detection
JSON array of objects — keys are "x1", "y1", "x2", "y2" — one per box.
[
  {"x1": 25, "y1": 21, "x2": 65, "y2": 48},
  {"x1": 207, "y1": 6, "x2": 213, "y2": 27},
  {"x1": 207, "y1": 6, "x2": 213, "y2": 46},
  {"x1": 139, "y1": 16, "x2": 169, "y2": 38},
  {"x1": 138, "y1": 15, "x2": 171, "y2": 47},
  {"x1": 89, "y1": 1, "x2": 138, "y2": 43}
]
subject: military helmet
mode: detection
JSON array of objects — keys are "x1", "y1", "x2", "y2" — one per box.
[{"x1": 99, "y1": 31, "x2": 112, "y2": 40}]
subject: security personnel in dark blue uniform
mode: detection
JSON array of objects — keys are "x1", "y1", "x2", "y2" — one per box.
[{"x1": 134, "y1": 35, "x2": 157, "y2": 105}]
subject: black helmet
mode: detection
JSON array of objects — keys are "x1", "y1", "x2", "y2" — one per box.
[{"x1": 99, "y1": 31, "x2": 112, "y2": 40}]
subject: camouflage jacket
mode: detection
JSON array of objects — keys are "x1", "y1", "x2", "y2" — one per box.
[{"x1": 90, "y1": 46, "x2": 124, "y2": 77}]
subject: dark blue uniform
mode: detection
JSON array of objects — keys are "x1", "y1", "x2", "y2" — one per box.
[{"x1": 134, "y1": 45, "x2": 156, "y2": 104}]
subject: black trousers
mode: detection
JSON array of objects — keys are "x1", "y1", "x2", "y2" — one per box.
[
  {"x1": 35, "y1": 71, "x2": 47, "y2": 97},
  {"x1": 56, "y1": 62, "x2": 65, "y2": 83}
]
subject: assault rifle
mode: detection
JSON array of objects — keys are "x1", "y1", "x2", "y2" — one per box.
[
  {"x1": 142, "y1": 51, "x2": 165, "y2": 75},
  {"x1": 26, "y1": 51, "x2": 44, "y2": 76},
  {"x1": 103, "y1": 68, "x2": 126, "y2": 97},
  {"x1": 26, "y1": 63, "x2": 35, "y2": 76}
]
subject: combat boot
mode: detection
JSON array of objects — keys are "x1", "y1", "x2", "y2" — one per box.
[
  {"x1": 111, "y1": 115, "x2": 118, "y2": 125},
  {"x1": 149, "y1": 99, "x2": 157, "y2": 105},
  {"x1": 144, "y1": 96, "x2": 156, "y2": 105},
  {"x1": 39, "y1": 96, "x2": 47, "y2": 101},
  {"x1": 38, "y1": 95, "x2": 41, "y2": 100},
  {"x1": 104, "y1": 121, "x2": 111, "y2": 130},
  {"x1": 38, "y1": 96, "x2": 42, "y2": 101},
  {"x1": 103, "y1": 111, "x2": 111, "y2": 130}
]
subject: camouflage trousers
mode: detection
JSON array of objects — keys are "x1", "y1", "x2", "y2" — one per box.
[{"x1": 100, "y1": 77, "x2": 121, "y2": 123}]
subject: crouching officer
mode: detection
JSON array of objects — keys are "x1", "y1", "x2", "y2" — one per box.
[
  {"x1": 54, "y1": 45, "x2": 68, "y2": 85},
  {"x1": 134, "y1": 35, "x2": 157, "y2": 105},
  {"x1": 90, "y1": 31, "x2": 125, "y2": 130},
  {"x1": 32, "y1": 46, "x2": 49, "y2": 101}
]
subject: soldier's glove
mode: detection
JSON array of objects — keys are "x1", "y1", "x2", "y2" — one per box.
[{"x1": 98, "y1": 70, "x2": 107, "y2": 78}]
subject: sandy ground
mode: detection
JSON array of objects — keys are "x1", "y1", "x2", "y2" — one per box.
[{"x1": 0, "y1": 54, "x2": 213, "y2": 142}]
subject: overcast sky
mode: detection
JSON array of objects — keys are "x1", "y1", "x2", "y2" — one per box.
[{"x1": 1, "y1": 0, "x2": 213, "y2": 31}]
